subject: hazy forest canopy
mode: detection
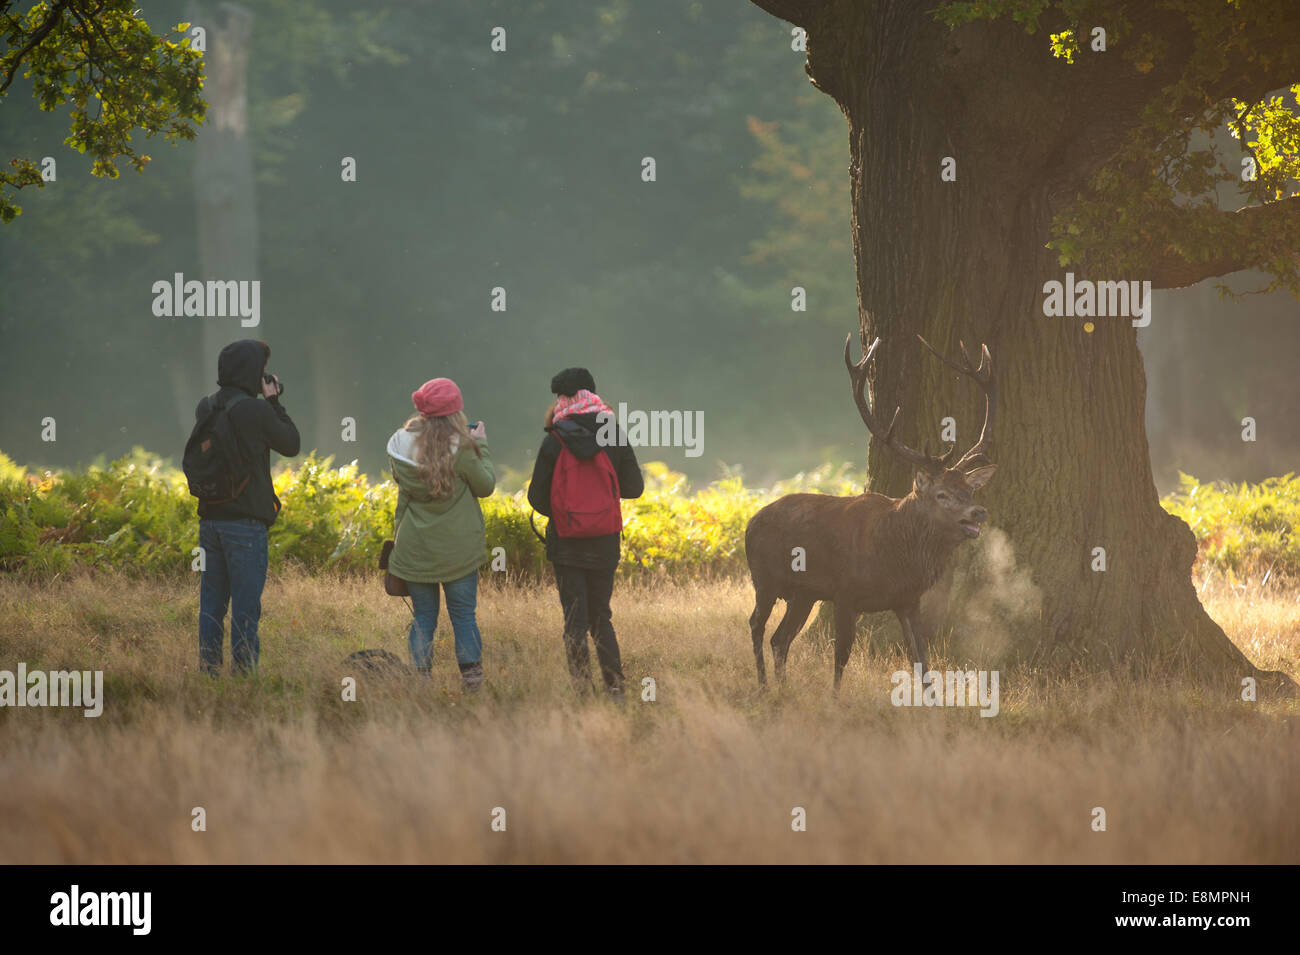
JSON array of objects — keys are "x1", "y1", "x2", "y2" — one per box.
[{"x1": 0, "y1": 0, "x2": 1297, "y2": 488}]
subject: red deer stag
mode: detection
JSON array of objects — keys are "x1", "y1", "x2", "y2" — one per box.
[{"x1": 745, "y1": 333, "x2": 998, "y2": 690}]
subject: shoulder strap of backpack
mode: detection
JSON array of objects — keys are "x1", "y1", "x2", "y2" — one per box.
[
  {"x1": 211, "y1": 391, "x2": 253, "y2": 468},
  {"x1": 596, "y1": 445, "x2": 621, "y2": 494},
  {"x1": 198, "y1": 389, "x2": 250, "y2": 421},
  {"x1": 187, "y1": 392, "x2": 226, "y2": 444}
]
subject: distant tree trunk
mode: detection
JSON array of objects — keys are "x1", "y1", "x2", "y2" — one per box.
[
  {"x1": 752, "y1": 0, "x2": 1290, "y2": 689},
  {"x1": 169, "y1": 361, "x2": 198, "y2": 438},
  {"x1": 1142, "y1": 286, "x2": 1200, "y2": 490},
  {"x1": 310, "y1": 336, "x2": 352, "y2": 461},
  {"x1": 193, "y1": 3, "x2": 258, "y2": 372}
]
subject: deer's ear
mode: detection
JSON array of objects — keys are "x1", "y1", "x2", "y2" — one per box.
[
  {"x1": 913, "y1": 470, "x2": 932, "y2": 493},
  {"x1": 963, "y1": 465, "x2": 997, "y2": 490}
]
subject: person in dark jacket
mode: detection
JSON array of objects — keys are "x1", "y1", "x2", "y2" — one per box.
[
  {"x1": 194, "y1": 339, "x2": 300, "y2": 674},
  {"x1": 528, "y1": 367, "x2": 644, "y2": 701}
]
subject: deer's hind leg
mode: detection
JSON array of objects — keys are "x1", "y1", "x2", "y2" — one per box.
[
  {"x1": 749, "y1": 588, "x2": 777, "y2": 685},
  {"x1": 771, "y1": 597, "x2": 816, "y2": 683}
]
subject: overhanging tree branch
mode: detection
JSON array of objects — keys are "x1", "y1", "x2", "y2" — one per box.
[
  {"x1": 1, "y1": 0, "x2": 205, "y2": 223},
  {"x1": 0, "y1": 0, "x2": 72, "y2": 94},
  {"x1": 1148, "y1": 194, "x2": 1300, "y2": 289},
  {"x1": 749, "y1": 0, "x2": 821, "y2": 29}
]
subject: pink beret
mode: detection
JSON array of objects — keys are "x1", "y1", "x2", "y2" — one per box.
[{"x1": 411, "y1": 378, "x2": 464, "y2": 418}]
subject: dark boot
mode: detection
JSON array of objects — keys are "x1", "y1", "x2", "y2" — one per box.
[{"x1": 459, "y1": 660, "x2": 484, "y2": 694}]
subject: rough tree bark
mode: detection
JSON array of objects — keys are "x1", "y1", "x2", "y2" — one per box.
[{"x1": 751, "y1": 0, "x2": 1295, "y2": 690}]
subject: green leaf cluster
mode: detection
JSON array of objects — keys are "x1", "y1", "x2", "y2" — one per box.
[
  {"x1": 1162, "y1": 472, "x2": 1300, "y2": 581},
  {"x1": 1, "y1": 0, "x2": 205, "y2": 221}
]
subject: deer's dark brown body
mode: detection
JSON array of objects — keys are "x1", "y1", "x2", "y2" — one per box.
[
  {"x1": 748, "y1": 492, "x2": 952, "y2": 615},
  {"x1": 746, "y1": 333, "x2": 998, "y2": 690}
]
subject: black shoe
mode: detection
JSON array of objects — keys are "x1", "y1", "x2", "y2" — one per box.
[{"x1": 459, "y1": 661, "x2": 484, "y2": 694}]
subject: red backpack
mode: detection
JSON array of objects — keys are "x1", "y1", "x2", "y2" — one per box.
[{"x1": 550, "y1": 444, "x2": 623, "y2": 538}]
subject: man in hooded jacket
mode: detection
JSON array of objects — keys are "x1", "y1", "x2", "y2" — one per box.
[{"x1": 193, "y1": 339, "x2": 300, "y2": 674}]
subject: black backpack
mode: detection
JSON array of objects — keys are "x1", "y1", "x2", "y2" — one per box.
[{"x1": 183, "y1": 392, "x2": 252, "y2": 502}]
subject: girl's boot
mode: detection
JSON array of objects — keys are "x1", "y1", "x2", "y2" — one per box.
[{"x1": 459, "y1": 660, "x2": 484, "y2": 694}]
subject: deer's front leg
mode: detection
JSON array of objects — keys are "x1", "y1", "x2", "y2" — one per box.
[
  {"x1": 832, "y1": 600, "x2": 858, "y2": 692},
  {"x1": 897, "y1": 606, "x2": 928, "y2": 676}
]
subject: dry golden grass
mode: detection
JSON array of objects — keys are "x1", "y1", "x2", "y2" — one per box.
[
  {"x1": 0, "y1": 569, "x2": 1296, "y2": 864},
  {"x1": 1196, "y1": 574, "x2": 1300, "y2": 677}
]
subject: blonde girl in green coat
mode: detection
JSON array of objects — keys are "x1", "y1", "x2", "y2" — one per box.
[{"x1": 386, "y1": 377, "x2": 495, "y2": 691}]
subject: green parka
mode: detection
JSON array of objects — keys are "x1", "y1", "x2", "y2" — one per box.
[{"x1": 386, "y1": 427, "x2": 495, "y2": 584}]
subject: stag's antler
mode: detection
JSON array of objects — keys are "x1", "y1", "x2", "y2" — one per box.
[
  {"x1": 915, "y1": 333, "x2": 995, "y2": 471},
  {"x1": 843, "y1": 332, "x2": 996, "y2": 475},
  {"x1": 843, "y1": 334, "x2": 948, "y2": 474}
]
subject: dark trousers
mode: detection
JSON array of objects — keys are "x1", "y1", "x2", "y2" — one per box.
[
  {"x1": 554, "y1": 564, "x2": 624, "y2": 690},
  {"x1": 198, "y1": 517, "x2": 269, "y2": 674}
]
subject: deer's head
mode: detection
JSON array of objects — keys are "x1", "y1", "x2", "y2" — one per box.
[
  {"x1": 844, "y1": 331, "x2": 998, "y2": 543},
  {"x1": 911, "y1": 465, "x2": 996, "y2": 540}
]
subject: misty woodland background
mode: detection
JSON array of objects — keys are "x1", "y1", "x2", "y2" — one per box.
[{"x1": 1, "y1": 0, "x2": 1297, "y2": 488}]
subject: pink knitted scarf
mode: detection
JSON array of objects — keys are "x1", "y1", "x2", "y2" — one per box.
[{"x1": 552, "y1": 389, "x2": 613, "y2": 423}]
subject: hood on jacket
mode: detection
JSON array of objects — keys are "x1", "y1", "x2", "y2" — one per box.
[
  {"x1": 551, "y1": 413, "x2": 605, "y2": 460},
  {"x1": 387, "y1": 427, "x2": 464, "y2": 510},
  {"x1": 217, "y1": 340, "x2": 270, "y2": 396}
]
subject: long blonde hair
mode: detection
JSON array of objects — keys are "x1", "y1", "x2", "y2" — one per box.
[{"x1": 403, "y1": 411, "x2": 481, "y2": 497}]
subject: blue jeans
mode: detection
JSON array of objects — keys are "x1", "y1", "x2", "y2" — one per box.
[
  {"x1": 198, "y1": 518, "x2": 269, "y2": 674},
  {"x1": 407, "y1": 572, "x2": 482, "y2": 669}
]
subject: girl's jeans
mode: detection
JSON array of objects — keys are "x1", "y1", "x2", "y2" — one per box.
[{"x1": 407, "y1": 571, "x2": 482, "y2": 669}]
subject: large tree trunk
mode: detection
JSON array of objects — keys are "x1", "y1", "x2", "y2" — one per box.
[{"x1": 764, "y1": 0, "x2": 1291, "y2": 690}]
